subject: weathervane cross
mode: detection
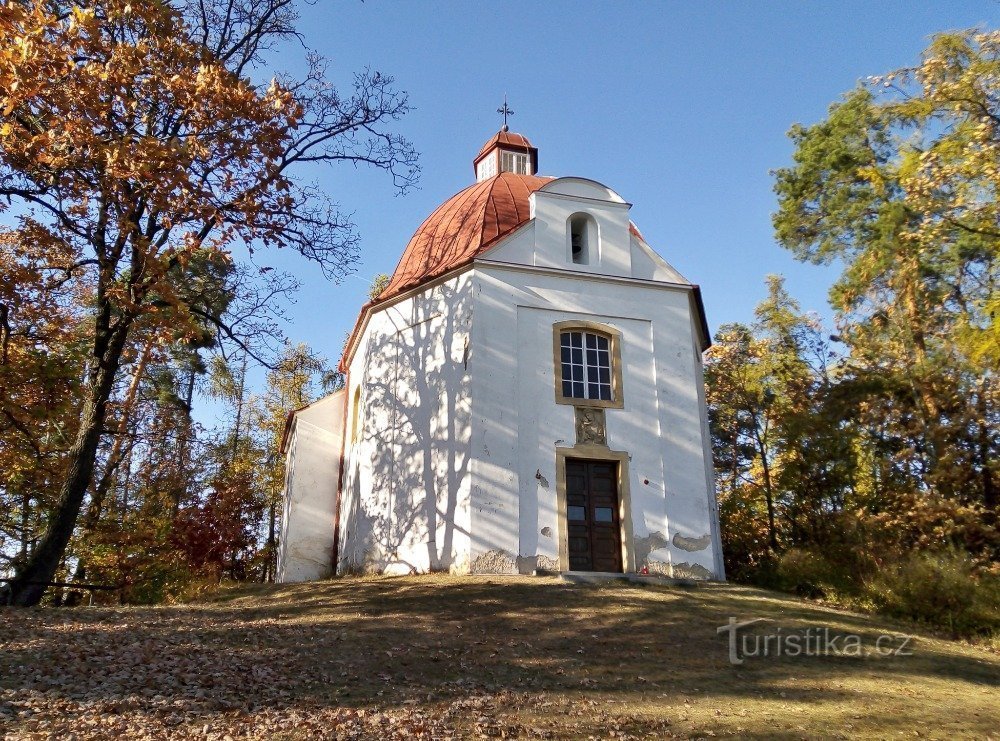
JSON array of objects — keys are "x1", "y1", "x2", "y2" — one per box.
[{"x1": 497, "y1": 95, "x2": 514, "y2": 131}]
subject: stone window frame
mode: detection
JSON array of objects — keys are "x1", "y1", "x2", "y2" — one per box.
[{"x1": 552, "y1": 320, "x2": 624, "y2": 409}]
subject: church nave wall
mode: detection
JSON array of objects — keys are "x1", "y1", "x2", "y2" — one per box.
[{"x1": 337, "y1": 273, "x2": 475, "y2": 575}]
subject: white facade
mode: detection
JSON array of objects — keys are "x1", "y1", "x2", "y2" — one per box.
[
  {"x1": 276, "y1": 392, "x2": 344, "y2": 582},
  {"x1": 278, "y1": 146, "x2": 724, "y2": 583},
  {"x1": 338, "y1": 272, "x2": 475, "y2": 575}
]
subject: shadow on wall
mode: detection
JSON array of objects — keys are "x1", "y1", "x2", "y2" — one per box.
[{"x1": 339, "y1": 280, "x2": 473, "y2": 574}]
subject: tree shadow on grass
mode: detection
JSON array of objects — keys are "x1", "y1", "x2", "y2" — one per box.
[{"x1": 1, "y1": 577, "x2": 998, "y2": 737}]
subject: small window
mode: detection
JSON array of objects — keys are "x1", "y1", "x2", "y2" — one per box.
[
  {"x1": 568, "y1": 213, "x2": 597, "y2": 265},
  {"x1": 476, "y1": 154, "x2": 497, "y2": 181},
  {"x1": 351, "y1": 386, "x2": 362, "y2": 444},
  {"x1": 500, "y1": 150, "x2": 529, "y2": 175},
  {"x1": 594, "y1": 507, "x2": 614, "y2": 523},
  {"x1": 560, "y1": 331, "x2": 612, "y2": 401}
]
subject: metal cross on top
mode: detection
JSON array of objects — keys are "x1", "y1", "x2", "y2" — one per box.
[{"x1": 497, "y1": 95, "x2": 514, "y2": 131}]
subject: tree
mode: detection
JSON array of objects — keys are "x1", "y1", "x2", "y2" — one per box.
[
  {"x1": 773, "y1": 29, "x2": 998, "y2": 522},
  {"x1": 368, "y1": 272, "x2": 391, "y2": 302},
  {"x1": 706, "y1": 276, "x2": 846, "y2": 577},
  {"x1": 256, "y1": 343, "x2": 332, "y2": 581},
  {"x1": 0, "y1": 232, "x2": 86, "y2": 576},
  {"x1": 0, "y1": 0, "x2": 417, "y2": 606}
]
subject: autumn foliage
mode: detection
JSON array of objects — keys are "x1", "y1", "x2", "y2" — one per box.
[
  {"x1": 708, "y1": 31, "x2": 1000, "y2": 637},
  {"x1": 0, "y1": 0, "x2": 413, "y2": 606}
]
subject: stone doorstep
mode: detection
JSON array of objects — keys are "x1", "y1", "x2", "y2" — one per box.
[{"x1": 466, "y1": 569, "x2": 709, "y2": 588}]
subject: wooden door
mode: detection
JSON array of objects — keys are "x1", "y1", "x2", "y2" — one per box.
[{"x1": 565, "y1": 459, "x2": 623, "y2": 572}]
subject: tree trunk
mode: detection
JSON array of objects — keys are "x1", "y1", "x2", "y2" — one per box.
[
  {"x1": 64, "y1": 341, "x2": 152, "y2": 607},
  {"x1": 265, "y1": 499, "x2": 277, "y2": 583},
  {"x1": 231, "y1": 355, "x2": 247, "y2": 458},
  {"x1": 19, "y1": 487, "x2": 30, "y2": 560},
  {"x1": 0, "y1": 316, "x2": 131, "y2": 607},
  {"x1": 752, "y1": 419, "x2": 779, "y2": 554},
  {"x1": 84, "y1": 340, "x2": 153, "y2": 534},
  {"x1": 173, "y1": 367, "x2": 196, "y2": 516},
  {"x1": 978, "y1": 378, "x2": 997, "y2": 521}
]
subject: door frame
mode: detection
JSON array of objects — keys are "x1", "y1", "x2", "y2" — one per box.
[{"x1": 555, "y1": 445, "x2": 635, "y2": 573}]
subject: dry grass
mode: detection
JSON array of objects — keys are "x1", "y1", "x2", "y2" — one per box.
[{"x1": 1, "y1": 574, "x2": 998, "y2": 739}]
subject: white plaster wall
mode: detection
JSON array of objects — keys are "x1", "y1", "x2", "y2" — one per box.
[
  {"x1": 329, "y1": 173, "x2": 719, "y2": 579},
  {"x1": 277, "y1": 391, "x2": 345, "y2": 583},
  {"x1": 338, "y1": 273, "x2": 474, "y2": 574},
  {"x1": 462, "y1": 173, "x2": 719, "y2": 577},
  {"x1": 630, "y1": 235, "x2": 689, "y2": 284},
  {"x1": 468, "y1": 265, "x2": 719, "y2": 577},
  {"x1": 531, "y1": 182, "x2": 633, "y2": 277}
]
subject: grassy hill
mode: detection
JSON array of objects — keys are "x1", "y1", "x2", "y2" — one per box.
[{"x1": 1, "y1": 575, "x2": 998, "y2": 739}]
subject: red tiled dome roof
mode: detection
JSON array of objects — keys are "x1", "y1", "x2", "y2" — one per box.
[{"x1": 377, "y1": 171, "x2": 553, "y2": 302}]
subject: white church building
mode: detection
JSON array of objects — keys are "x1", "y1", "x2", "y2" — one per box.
[{"x1": 276, "y1": 129, "x2": 724, "y2": 582}]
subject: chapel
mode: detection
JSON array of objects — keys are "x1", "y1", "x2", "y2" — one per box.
[{"x1": 276, "y1": 127, "x2": 724, "y2": 581}]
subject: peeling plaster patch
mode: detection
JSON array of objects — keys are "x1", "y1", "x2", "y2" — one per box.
[
  {"x1": 471, "y1": 549, "x2": 517, "y2": 574},
  {"x1": 645, "y1": 560, "x2": 672, "y2": 577},
  {"x1": 633, "y1": 530, "x2": 668, "y2": 567},
  {"x1": 517, "y1": 554, "x2": 559, "y2": 573},
  {"x1": 537, "y1": 555, "x2": 559, "y2": 571},
  {"x1": 672, "y1": 562, "x2": 714, "y2": 580},
  {"x1": 540, "y1": 526, "x2": 552, "y2": 538},
  {"x1": 672, "y1": 533, "x2": 711, "y2": 552},
  {"x1": 535, "y1": 469, "x2": 549, "y2": 488}
]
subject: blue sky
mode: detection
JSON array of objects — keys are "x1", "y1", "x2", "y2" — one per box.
[{"x1": 247, "y1": 1, "x2": 998, "y2": 393}]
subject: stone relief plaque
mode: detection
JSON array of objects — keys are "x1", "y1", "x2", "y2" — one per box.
[{"x1": 575, "y1": 407, "x2": 607, "y2": 446}]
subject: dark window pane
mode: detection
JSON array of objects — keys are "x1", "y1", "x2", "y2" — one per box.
[
  {"x1": 560, "y1": 332, "x2": 571, "y2": 347},
  {"x1": 561, "y1": 346, "x2": 571, "y2": 363},
  {"x1": 588, "y1": 382, "x2": 600, "y2": 399},
  {"x1": 572, "y1": 348, "x2": 583, "y2": 364},
  {"x1": 596, "y1": 335, "x2": 609, "y2": 351},
  {"x1": 599, "y1": 367, "x2": 610, "y2": 384},
  {"x1": 562, "y1": 363, "x2": 573, "y2": 382},
  {"x1": 587, "y1": 349, "x2": 598, "y2": 366},
  {"x1": 594, "y1": 507, "x2": 614, "y2": 523},
  {"x1": 597, "y1": 350, "x2": 609, "y2": 366},
  {"x1": 585, "y1": 333, "x2": 597, "y2": 349},
  {"x1": 572, "y1": 364, "x2": 584, "y2": 382},
  {"x1": 563, "y1": 380, "x2": 573, "y2": 397},
  {"x1": 568, "y1": 505, "x2": 586, "y2": 521},
  {"x1": 571, "y1": 332, "x2": 582, "y2": 348},
  {"x1": 599, "y1": 384, "x2": 612, "y2": 401},
  {"x1": 573, "y1": 381, "x2": 585, "y2": 397}
]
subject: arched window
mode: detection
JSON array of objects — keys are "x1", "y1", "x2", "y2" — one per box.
[
  {"x1": 552, "y1": 321, "x2": 624, "y2": 409},
  {"x1": 568, "y1": 213, "x2": 598, "y2": 265},
  {"x1": 350, "y1": 386, "x2": 362, "y2": 444}
]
